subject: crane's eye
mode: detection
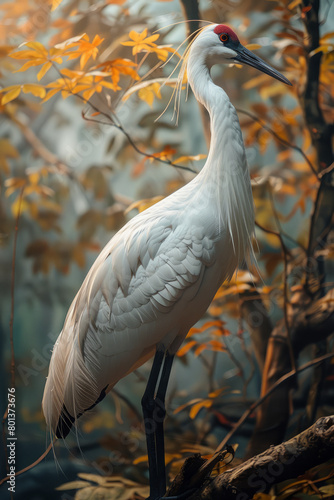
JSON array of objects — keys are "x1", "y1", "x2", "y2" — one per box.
[{"x1": 219, "y1": 33, "x2": 229, "y2": 43}]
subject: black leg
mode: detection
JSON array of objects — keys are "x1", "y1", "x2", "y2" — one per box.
[
  {"x1": 155, "y1": 352, "x2": 174, "y2": 497},
  {"x1": 141, "y1": 348, "x2": 175, "y2": 500},
  {"x1": 142, "y1": 348, "x2": 165, "y2": 500}
]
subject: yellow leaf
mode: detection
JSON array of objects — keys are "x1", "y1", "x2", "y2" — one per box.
[
  {"x1": 174, "y1": 398, "x2": 202, "y2": 415},
  {"x1": 2, "y1": 86, "x2": 21, "y2": 104},
  {"x1": 121, "y1": 29, "x2": 160, "y2": 55},
  {"x1": 0, "y1": 139, "x2": 19, "y2": 158},
  {"x1": 288, "y1": 0, "x2": 301, "y2": 9},
  {"x1": 51, "y1": 0, "x2": 63, "y2": 11},
  {"x1": 125, "y1": 196, "x2": 164, "y2": 214},
  {"x1": 208, "y1": 388, "x2": 227, "y2": 399},
  {"x1": 5, "y1": 177, "x2": 27, "y2": 197},
  {"x1": 138, "y1": 82, "x2": 161, "y2": 107},
  {"x1": 14, "y1": 60, "x2": 45, "y2": 72},
  {"x1": 82, "y1": 88, "x2": 96, "y2": 101},
  {"x1": 189, "y1": 400, "x2": 212, "y2": 420},
  {"x1": 245, "y1": 43, "x2": 262, "y2": 51},
  {"x1": 43, "y1": 88, "x2": 60, "y2": 102},
  {"x1": 22, "y1": 84, "x2": 46, "y2": 98},
  {"x1": 243, "y1": 74, "x2": 269, "y2": 90},
  {"x1": 23, "y1": 41, "x2": 48, "y2": 54},
  {"x1": 321, "y1": 31, "x2": 334, "y2": 41},
  {"x1": 174, "y1": 154, "x2": 206, "y2": 164},
  {"x1": 28, "y1": 171, "x2": 40, "y2": 185},
  {"x1": 259, "y1": 82, "x2": 286, "y2": 99},
  {"x1": 0, "y1": 139, "x2": 19, "y2": 174},
  {"x1": 133, "y1": 455, "x2": 148, "y2": 465},
  {"x1": 37, "y1": 61, "x2": 52, "y2": 80},
  {"x1": 11, "y1": 196, "x2": 28, "y2": 217}
]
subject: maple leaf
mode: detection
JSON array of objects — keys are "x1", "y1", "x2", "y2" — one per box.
[
  {"x1": 121, "y1": 28, "x2": 160, "y2": 55},
  {"x1": 65, "y1": 34, "x2": 104, "y2": 69}
]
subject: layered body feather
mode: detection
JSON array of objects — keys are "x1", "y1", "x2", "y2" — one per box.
[{"x1": 42, "y1": 24, "x2": 255, "y2": 437}]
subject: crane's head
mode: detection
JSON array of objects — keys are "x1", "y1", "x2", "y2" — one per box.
[{"x1": 193, "y1": 24, "x2": 291, "y2": 86}]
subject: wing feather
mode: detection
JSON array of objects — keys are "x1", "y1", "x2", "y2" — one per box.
[{"x1": 42, "y1": 210, "x2": 217, "y2": 436}]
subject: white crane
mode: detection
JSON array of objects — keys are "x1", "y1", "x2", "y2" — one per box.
[{"x1": 42, "y1": 24, "x2": 291, "y2": 500}]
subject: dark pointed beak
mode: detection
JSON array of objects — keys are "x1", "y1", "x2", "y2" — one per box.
[{"x1": 234, "y1": 46, "x2": 292, "y2": 86}]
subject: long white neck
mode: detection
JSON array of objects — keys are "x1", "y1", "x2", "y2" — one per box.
[{"x1": 186, "y1": 45, "x2": 255, "y2": 267}]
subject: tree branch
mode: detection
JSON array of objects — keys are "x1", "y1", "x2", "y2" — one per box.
[
  {"x1": 300, "y1": 0, "x2": 333, "y2": 170},
  {"x1": 202, "y1": 415, "x2": 334, "y2": 499},
  {"x1": 245, "y1": 288, "x2": 334, "y2": 457},
  {"x1": 179, "y1": 0, "x2": 211, "y2": 147},
  {"x1": 167, "y1": 416, "x2": 334, "y2": 500}
]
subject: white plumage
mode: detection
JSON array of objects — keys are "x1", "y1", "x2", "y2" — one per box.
[{"x1": 42, "y1": 22, "x2": 291, "y2": 499}]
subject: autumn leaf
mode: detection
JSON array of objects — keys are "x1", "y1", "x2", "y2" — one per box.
[
  {"x1": 152, "y1": 45, "x2": 178, "y2": 62},
  {"x1": 138, "y1": 82, "x2": 161, "y2": 107},
  {"x1": 187, "y1": 320, "x2": 227, "y2": 337},
  {"x1": 5, "y1": 177, "x2": 26, "y2": 197},
  {"x1": 121, "y1": 28, "x2": 160, "y2": 55},
  {"x1": 0, "y1": 85, "x2": 21, "y2": 104},
  {"x1": 0, "y1": 139, "x2": 19, "y2": 174},
  {"x1": 288, "y1": 0, "x2": 302, "y2": 9},
  {"x1": 245, "y1": 43, "x2": 262, "y2": 51},
  {"x1": 10, "y1": 41, "x2": 64, "y2": 80},
  {"x1": 131, "y1": 145, "x2": 176, "y2": 177},
  {"x1": 96, "y1": 58, "x2": 139, "y2": 88},
  {"x1": 176, "y1": 340, "x2": 197, "y2": 357},
  {"x1": 11, "y1": 197, "x2": 29, "y2": 217},
  {"x1": 125, "y1": 196, "x2": 164, "y2": 214},
  {"x1": 174, "y1": 154, "x2": 206, "y2": 164},
  {"x1": 1, "y1": 83, "x2": 46, "y2": 104},
  {"x1": 50, "y1": 0, "x2": 63, "y2": 11},
  {"x1": 65, "y1": 34, "x2": 104, "y2": 69},
  {"x1": 189, "y1": 400, "x2": 212, "y2": 419}
]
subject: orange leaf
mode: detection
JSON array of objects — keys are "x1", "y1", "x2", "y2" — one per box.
[
  {"x1": 189, "y1": 400, "x2": 212, "y2": 419},
  {"x1": 132, "y1": 156, "x2": 148, "y2": 178},
  {"x1": 212, "y1": 410, "x2": 233, "y2": 427},
  {"x1": 177, "y1": 340, "x2": 197, "y2": 357}
]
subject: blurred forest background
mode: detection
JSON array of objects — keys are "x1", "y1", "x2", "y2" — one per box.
[{"x1": 0, "y1": 0, "x2": 333, "y2": 499}]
